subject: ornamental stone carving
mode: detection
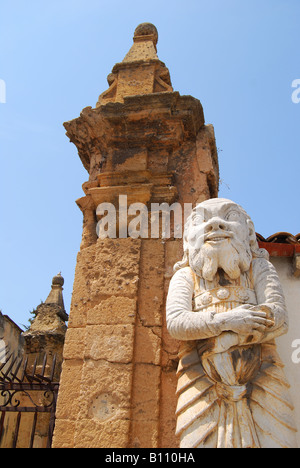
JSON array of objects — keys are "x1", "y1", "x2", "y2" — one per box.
[{"x1": 166, "y1": 198, "x2": 298, "y2": 448}]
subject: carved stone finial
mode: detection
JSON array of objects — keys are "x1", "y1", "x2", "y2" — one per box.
[
  {"x1": 96, "y1": 23, "x2": 173, "y2": 106},
  {"x1": 52, "y1": 272, "x2": 64, "y2": 287},
  {"x1": 44, "y1": 272, "x2": 66, "y2": 315},
  {"x1": 122, "y1": 22, "x2": 159, "y2": 62},
  {"x1": 133, "y1": 22, "x2": 158, "y2": 47}
]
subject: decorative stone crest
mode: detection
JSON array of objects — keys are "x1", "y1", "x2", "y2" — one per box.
[{"x1": 216, "y1": 288, "x2": 230, "y2": 300}]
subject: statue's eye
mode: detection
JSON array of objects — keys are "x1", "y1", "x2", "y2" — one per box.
[
  {"x1": 193, "y1": 214, "x2": 205, "y2": 225},
  {"x1": 226, "y1": 210, "x2": 240, "y2": 221}
]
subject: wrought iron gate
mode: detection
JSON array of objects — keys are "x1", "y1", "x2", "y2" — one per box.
[{"x1": 0, "y1": 353, "x2": 59, "y2": 448}]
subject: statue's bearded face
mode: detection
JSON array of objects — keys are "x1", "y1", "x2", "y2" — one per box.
[{"x1": 185, "y1": 199, "x2": 253, "y2": 281}]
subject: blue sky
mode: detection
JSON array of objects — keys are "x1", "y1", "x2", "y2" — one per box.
[{"x1": 0, "y1": 0, "x2": 299, "y2": 328}]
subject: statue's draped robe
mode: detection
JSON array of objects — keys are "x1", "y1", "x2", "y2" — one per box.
[{"x1": 166, "y1": 259, "x2": 298, "y2": 448}]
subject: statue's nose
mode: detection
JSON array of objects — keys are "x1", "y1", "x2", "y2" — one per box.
[{"x1": 205, "y1": 217, "x2": 227, "y2": 232}]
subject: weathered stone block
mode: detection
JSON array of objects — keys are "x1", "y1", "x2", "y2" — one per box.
[
  {"x1": 138, "y1": 240, "x2": 165, "y2": 327},
  {"x1": 86, "y1": 296, "x2": 137, "y2": 325},
  {"x1": 74, "y1": 418, "x2": 130, "y2": 448},
  {"x1": 52, "y1": 420, "x2": 76, "y2": 448},
  {"x1": 77, "y1": 360, "x2": 133, "y2": 421},
  {"x1": 159, "y1": 370, "x2": 179, "y2": 448},
  {"x1": 131, "y1": 363, "x2": 160, "y2": 421},
  {"x1": 68, "y1": 238, "x2": 141, "y2": 329},
  {"x1": 54, "y1": 360, "x2": 83, "y2": 420},
  {"x1": 130, "y1": 420, "x2": 159, "y2": 448},
  {"x1": 134, "y1": 323, "x2": 161, "y2": 365},
  {"x1": 63, "y1": 328, "x2": 86, "y2": 360},
  {"x1": 84, "y1": 324, "x2": 135, "y2": 363}
]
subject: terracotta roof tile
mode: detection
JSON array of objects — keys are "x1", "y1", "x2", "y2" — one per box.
[
  {"x1": 257, "y1": 232, "x2": 300, "y2": 245},
  {"x1": 256, "y1": 232, "x2": 300, "y2": 257}
]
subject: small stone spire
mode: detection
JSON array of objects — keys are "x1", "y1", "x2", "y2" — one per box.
[
  {"x1": 23, "y1": 273, "x2": 68, "y2": 339},
  {"x1": 96, "y1": 23, "x2": 173, "y2": 106},
  {"x1": 23, "y1": 273, "x2": 68, "y2": 377},
  {"x1": 45, "y1": 272, "x2": 65, "y2": 312},
  {"x1": 122, "y1": 22, "x2": 159, "y2": 62}
]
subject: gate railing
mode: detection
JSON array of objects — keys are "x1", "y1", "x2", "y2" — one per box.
[{"x1": 0, "y1": 352, "x2": 59, "y2": 448}]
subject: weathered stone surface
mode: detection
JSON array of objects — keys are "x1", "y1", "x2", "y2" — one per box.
[
  {"x1": 75, "y1": 360, "x2": 133, "y2": 448},
  {"x1": 87, "y1": 296, "x2": 137, "y2": 325},
  {"x1": 23, "y1": 273, "x2": 68, "y2": 354},
  {"x1": 54, "y1": 360, "x2": 83, "y2": 421},
  {"x1": 130, "y1": 363, "x2": 161, "y2": 422},
  {"x1": 74, "y1": 418, "x2": 130, "y2": 449},
  {"x1": 51, "y1": 420, "x2": 76, "y2": 448},
  {"x1": 159, "y1": 370, "x2": 180, "y2": 448},
  {"x1": 137, "y1": 240, "x2": 165, "y2": 327},
  {"x1": 24, "y1": 303, "x2": 66, "y2": 336},
  {"x1": 130, "y1": 421, "x2": 159, "y2": 449},
  {"x1": 85, "y1": 324, "x2": 135, "y2": 363},
  {"x1": 62, "y1": 328, "x2": 86, "y2": 360},
  {"x1": 68, "y1": 238, "x2": 141, "y2": 329},
  {"x1": 78, "y1": 359, "x2": 133, "y2": 420},
  {"x1": 134, "y1": 323, "x2": 161, "y2": 365}
]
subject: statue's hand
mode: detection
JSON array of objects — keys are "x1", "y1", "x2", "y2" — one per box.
[
  {"x1": 198, "y1": 331, "x2": 239, "y2": 356},
  {"x1": 217, "y1": 305, "x2": 274, "y2": 336}
]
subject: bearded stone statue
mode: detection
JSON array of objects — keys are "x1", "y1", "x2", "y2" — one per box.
[{"x1": 166, "y1": 198, "x2": 298, "y2": 448}]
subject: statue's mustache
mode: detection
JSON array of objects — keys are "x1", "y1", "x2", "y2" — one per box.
[
  {"x1": 204, "y1": 230, "x2": 233, "y2": 242},
  {"x1": 188, "y1": 231, "x2": 252, "y2": 281},
  {"x1": 188, "y1": 229, "x2": 235, "y2": 249}
]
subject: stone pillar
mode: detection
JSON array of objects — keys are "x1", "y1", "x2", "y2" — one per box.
[{"x1": 52, "y1": 23, "x2": 219, "y2": 448}]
